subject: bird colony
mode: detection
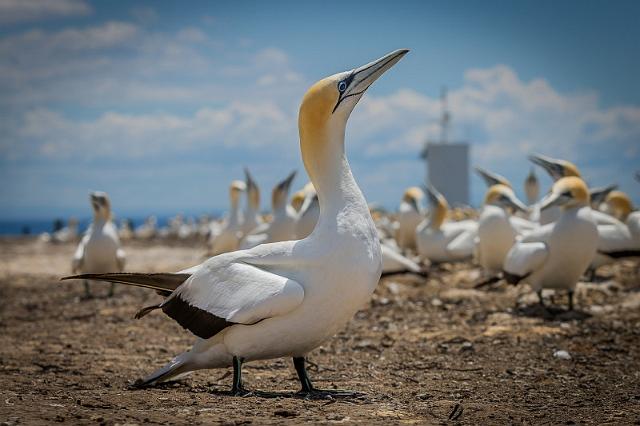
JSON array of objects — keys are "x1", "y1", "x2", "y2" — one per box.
[{"x1": 45, "y1": 50, "x2": 639, "y2": 398}]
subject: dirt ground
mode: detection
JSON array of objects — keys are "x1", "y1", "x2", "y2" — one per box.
[{"x1": 1, "y1": 237, "x2": 639, "y2": 425}]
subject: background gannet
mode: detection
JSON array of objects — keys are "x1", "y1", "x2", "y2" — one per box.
[
  {"x1": 416, "y1": 184, "x2": 477, "y2": 263},
  {"x1": 524, "y1": 168, "x2": 539, "y2": 205},
  {"x1": 208, "y1": 180, "x2": 246, "y2": 256},
  {"x1": 240, "y1": 168, "x2": 263, "y2": 236},
  {"x1": 294, "y1": 182, "x2": 319, "y2": 239},
  {"x1": 381, "y1": 242, "x2": 426, "y2": 276},
  {"x1": 590, "y1": 191, "x2": 640, "y2": 274},
  {"x1": 476, "y1": 167, "x2": 512, "y2": 188},
  {"x1": 71, "y1": 192, "x2": 125, "y2": 298},
  {"x1": 503, "y1": 177, "x2": 598, "y2": 310},
  {"x1": 63, "y1": 49, "x2": 408, "y2": 396},
  {"x1": 477, "y1": 184, "x2": 528, "y2": 275},
  {"x1": 240, "y1": 170, "x2": 297, "y2": 249},
  {"x1": 394, "y1": 186, "x2": 424, "y2": 252},
  {"x1": 134, "y1": 216, "x2": 157, "y2": 240}
]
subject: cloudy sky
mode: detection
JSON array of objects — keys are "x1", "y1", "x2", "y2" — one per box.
[{"x1": 1, "y1": 0, "x2": 639, "y2": 219}]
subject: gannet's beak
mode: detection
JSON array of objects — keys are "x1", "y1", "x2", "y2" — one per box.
[
  {"x1": 244, "y1": 167, "x2": 258, "y2": 192},
  {"x1": 504, "y1": 193, "x2": 528, "y2": 213},
  {"x1": 589, "y1": 183, "x2": 618, "y2": 206},
  {"x1": 90, "y1": 192, "x2": 100, "y2": 211},
  {"x1": 528, "y1": 154, "x2": 564, "y2": 180},
  {"x1": 475, "y1": 167, "x2": 510, "y2": 188},
  {"x1": 333, "y1": 48, "x2": 409, "y2": 113},
  {"x1": 539, "y1": 190, "x2": 569, "y2": 211},
  {"x1": 276, "y1": 170, "x2": 297, "y2": 194},
  {"x1": 423, "y1": 184, "x2": 441, "y2": 207}
]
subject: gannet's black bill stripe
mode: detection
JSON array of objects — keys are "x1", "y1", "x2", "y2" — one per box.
[{"x1": 162, "y1": 295, "x2": 234, "y2": 339}]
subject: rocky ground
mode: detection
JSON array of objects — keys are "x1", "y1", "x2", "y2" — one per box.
[{"x1": 1, "y1": 237, "x2": 639, "y2": 425}]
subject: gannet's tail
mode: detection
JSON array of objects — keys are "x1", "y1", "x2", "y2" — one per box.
[
  {"x1": 133, "y1": 352, "x2": 193, "y2": 388},
  {"x1": 60, "y1": 272, "x2": 191, "y2": 296}
]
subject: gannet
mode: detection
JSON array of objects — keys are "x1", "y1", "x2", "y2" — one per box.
[
  {"x1": 475, "y1": 167, "x2": 535, "y2": 233},
  {"x1": 118, "y1": 219, "x2": 134, "y2": 241},
  {"x1": 381, "y1": 242, "x2": 426, "y2": 276},
  {"x1": 394, "y1": 187, "x2": 424, "y2": 252},
  {"x1": 240, "y1": 171, "x2": 297, "y2": 249},
  {"x1": 63, "y1": 49, "x2": 408, "y2": 396},
  {"x1": 240, "y1": 168, "x2": 263, "y2": 236},
  {"x1": 503, "y1": 177, "x2": 598, "y2": 310},
  {"x1": 416, "y1": 184, "x2": 477, "y2": 263},
  {"x1": 208, "y1": 180, "x2": 246, "y2": 256},
  {"x1": 290, "y1": 189, "x2": 306, "y2": 213},
  {"x1": 52, "y1": 218, "x2": 79, "y2": 243},
  {"x1": 590, "y1": 191, "x2": 640, "y2": 273},
  {"x1": 477, "y1": 185, "x2": 528, "y2": 275},
  {"x1": 294, "y1": 182, "x2": 319, "y2": 239},
  {"x1": 71, "y1": 192, "x2": 125, "y2": 298},
  {"x1": 589, "y1": 184, "x2": 618, "y2": 211},
  {"x1": 134, "y1": 216, "x2": 157, "y2": 240},
  {"x1": 529, "y1": 153, "x2": 620, "y2": 226},
  {"x1": 524, "y1": 168, "x2": 539, "y2": 205}
]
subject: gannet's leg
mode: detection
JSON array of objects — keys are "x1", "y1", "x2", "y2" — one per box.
[
  {"x1": 537, "y1": 290, "x2": 545, "y2": 307},
  {"x1": 231, "y1": 356, "x2": 250, "y2": 396},
  {"x1": 107, "y1": 283, "x2": 115, "y2": 297},
  {"x1": 568, "y1": 291, "x2": 574, "y2": 311},
  {"x1": 293, "y1": 357, "x2": 361, "y2": 399},
  {"x1": 83, "y1": 280, "x2": 92, "y2": 298}
]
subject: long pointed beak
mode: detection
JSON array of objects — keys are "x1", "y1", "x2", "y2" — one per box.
[
  {"x1": 334, "y1": 49, "x2": 409, "y2": 113},
  {"x1": 423, "y1": 183, "x2": 442, "y2": 207},
  {"x1": 529, "y1": 153, "x2": 563, "y2": 181},
  {"x1": 505, "y1": 194, "x2": 529, "y2": 213},
  {"x1": 539, "y1": 191, "x2": 564, "y2": 211},
  {"x1": 244, "y1": 167, "x2": 258, "y2": 192},
  {"x1": 475, "y1": 167, "x2": 510, "y2": 188},
  {"x1": 589, "y1": 183, "x2": 618, "y2": 205},
  {"x1": 276, "y1": 170, "x2": 297, "y2": 194}
]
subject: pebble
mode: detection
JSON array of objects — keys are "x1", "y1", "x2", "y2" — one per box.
[{"x1": 553, "y1": 350, "x2": 572, "y2": 360}]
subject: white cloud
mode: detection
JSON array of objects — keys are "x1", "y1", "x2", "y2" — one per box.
[{"x1": 0, "y1": 0, "x2": 91, "y2": 24}]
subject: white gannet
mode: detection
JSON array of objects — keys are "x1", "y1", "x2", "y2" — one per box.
[
  {"x1": 524, "y1": 168, "x2": 539, "y2": 205},
  {"x1": 503, "y1": 177, "x2": 598, "y2": 310},
  {"x1": 589, "y1": 183, "x2": 618, "y2": 211},
  {"x1": 529, "y1": 153, "x2": 621, "y2": 227},
  {"x1": 240, "y1": 170, "x2": 297, "y2": 249},
  {"x1": 381, "y1": 242, "x2": 426, "y2": 276},
  {"x1": 416, "y1": 184, "x2": 477, "y2": 263},
  {"x1": 134, "y1": 216, "x2": 157, "y2": 240},
  {"x1": 477, "y1": 184, "x2": 528, "y2": 276},
  {"x1": 208, "y1": 180, "x2": 246, "y2": 256},
  {"x1": 590, "y1": 191, "x2": 640, "y2": 273},
  {"x1": 240, "y1": 168, "x2": 263, "y2": 236},
  {"x1": 118, "y1": 218, "x2": 134, "y2": 241},
  {"x1": 71, "y1": 192, "x2": 125, "y2": 298},
  {"x1": 475, "y1": 167, "x2": 536, "y2": 234},
  {"x1": 52, "y1": 218, "x2": 79, "y2": 243},
  {"x1": 294, "y1": 182, "x2": 319, "y2": 239},
  {"x1": 63, "y1": 49, "x2": 408, "y2": 396},
  {"x1": 394, "y1": 186, "x2": 424, "y2": 252}
]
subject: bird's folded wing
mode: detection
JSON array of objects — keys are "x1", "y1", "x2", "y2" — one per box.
[
  {"x1": 519, "y1": 223, "x2": 553, "y2": 244},
  {"x1": 597, "y1": 224, "x2": 635, "y2": 253},
  {"x1": 504, "y1": 241, "x2": 548, "y2": 277},
  {"x1": 446, "y1": 229, "x2": 476, "y2": 258},
  {"x1": 168, "y1": 258, "x2": 304, "y2": 327},
  {"x1": 381, "y1": 244, "x2": 421, "y2": 273},
  {"x1": 591, "y1": 210, "x2": 623, "y2": 226}
]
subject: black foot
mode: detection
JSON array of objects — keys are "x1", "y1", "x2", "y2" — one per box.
[
  {"x1": 296, "y1": 388, "x2": 364, "y2": 400},
  {"x1": 231, "y1": 387, "x2": 253, "y2": 397}
]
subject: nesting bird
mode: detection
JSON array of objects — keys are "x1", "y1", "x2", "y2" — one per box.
[
  {"x1": 503, "y1": 177, "x2": 598, "y2": 310},
  {"x1": 394, "y1": 187, "x2": 424, "y2": 252},
  {"x1": 209, "y1": 180, "x2": 246, "y2": 256},
  {"x1": 241, "y1": 168, "x2": 263, "y2": 236},
  {"x1": 63, "y1": 49, "x2": 408, "y2": 395},
  {"x1": 524, "y1": 168, "x2": 539, "y2": 205},
  {"x1": 416, "y1": 184, "x2": 477, "y2": 263},
  {"x1": 71, "y1": 192, "x2": 125, "y2": 298},
  {"x1": 477, "y1": 184, "x2": 528, "y2": 275}
]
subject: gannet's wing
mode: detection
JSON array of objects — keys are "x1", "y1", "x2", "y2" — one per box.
[
  {"x1": 591, "y1": 210, "x2": 623, "y2": 226},
  {"x1": 519, "y1": 222, "x2": 554, "y2": 244},
  {"x1": 446, "y1": 228, "x2": 477, "y2": 259},
  {"x1": 381, "y1": 244, "x2": 421, "y2": 273},
  {"x1": 503, "y1": 241, "x2": 548, "y2": 283},
  {"x1": 509, "y1": 216, "x2": 537, "y2": 234},
  {"x1": 597, "y1": 224, "x2": 638, "y2": 255},
  {"x1": 71, "y1": 237, "x2": 87, "y2": 273}
]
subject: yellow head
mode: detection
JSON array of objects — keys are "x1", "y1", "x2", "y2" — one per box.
[
  {"x1": 291, "y1": 190, "x2": 306, "y2": 212},
  {"x1": 402, "y1": 186, "x2": 424, "y2": 211},
  {"x1": 484, "y1": 184, "x2": 528, "y2": 213},
  {"x1": 425, "y1": 184, "x2": 449, "y2": 229},
  {"x1": 605, "y1": 190, "x2": 633, "y2": 221},
  {"x1": 529, "y1": 153, "x2": 581, "y2": 181},
  {"x1": 90, "y1": 191, "x2": 112, "y2": 221},
  {"x1": 540, "y1": 176, "x2": 590, "y2": 211},
  {"x1": 298, "y1": 50, "x2": 409, "y2": 188},
  {"x1": 229, "y1": 180, "x2": 246, "y2": 206}
]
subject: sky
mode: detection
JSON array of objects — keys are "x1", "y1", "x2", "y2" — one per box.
[{"x1": 1, "y1": 0, "x2": 639, "y2": 220}]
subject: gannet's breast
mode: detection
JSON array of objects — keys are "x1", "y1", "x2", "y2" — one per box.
[
  {"x1": 477, "y1": 205, "x2": 518, "y2": 273},
  {"x1": 81, "y1": 221, "x2": 122, "y2": 272}
]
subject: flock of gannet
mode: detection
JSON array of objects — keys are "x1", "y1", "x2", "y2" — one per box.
[{"x1": 56, "y1": 48, "x2": 639, "y2": 396}]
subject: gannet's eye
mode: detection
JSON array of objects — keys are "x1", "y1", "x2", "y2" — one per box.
[{"x1": 338, "y1": 81, "x2": 347, "y2": 93}]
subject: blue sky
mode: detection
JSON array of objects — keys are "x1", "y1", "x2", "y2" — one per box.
[{"x1": 1, "y1": 0, "x2": 639, "y2": 219}]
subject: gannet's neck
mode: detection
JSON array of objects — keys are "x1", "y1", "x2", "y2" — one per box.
[
  {"x1": 429, "y1": 203, "x2": 447, "y2": 230},
  {"x1": 300, "y1": 119, "x2": 368, "y2": 229}
]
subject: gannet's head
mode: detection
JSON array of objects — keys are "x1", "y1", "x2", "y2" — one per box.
[
  {"x1": 244, "y1": 168, "x2": 260, "y2": 210},
  {"x1": 229, "y1": 180, "x2": 246, "y2": 203},
  {"x1": 589, "y1": 183, "x2": 618, "y2": 208},
  {"x1": 298, "y1": 49, "x2": 408, "y2": 175},
  {"x1": 89, "y1": 191, "x2": 112, "y2": 220},
  {"x1": 524, "y1": 167, "x2": 540, "y2": 203},
  {"x1": 529, "y1": 153, "x2": 581, "y2": 181},
  {"x1": 291, "y1": 190, "x2": 306, "y2": 212},
  {"x1": 484, "y1": 184, "x2": 528, "y2": 213},
  {"x1": 605, "y1": 190, "x2": 633, "y2": 221},
  {"x1": 475, "y1": 167, "x2": 512, "y2": 188},
  {"x1": 402, "y1": 186, "x2": 424, "y2": 211},
  {"x1": 424, "y1": 184, "x2": 449, "y2": 229},
  {"x1": 272, "y1": 170, "x2": 297, "y2": 209},
  {"x1": 540, "y1": 177, "x2": 590, "y2": 211}
]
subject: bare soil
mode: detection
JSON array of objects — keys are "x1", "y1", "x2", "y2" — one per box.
[{"x1": 1, "y1": 237, "x2": 640, "y2": 425}]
